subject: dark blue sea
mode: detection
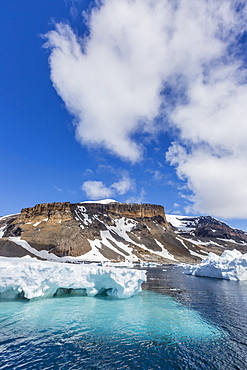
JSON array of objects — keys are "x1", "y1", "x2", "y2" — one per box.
[{"x1": 0, "y1": 266, "x2": 247, "y2": 369}]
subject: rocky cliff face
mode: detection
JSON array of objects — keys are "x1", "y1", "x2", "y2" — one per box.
[
  {"x1": 1, "y1": 202, "x2": 246, "y2": 263},
  {"x1": 20, "y1": 202, "x2": 73, "y2": 223},
  {"x1": 76, "y1": 202, "x2": 167, "y2": 219}
]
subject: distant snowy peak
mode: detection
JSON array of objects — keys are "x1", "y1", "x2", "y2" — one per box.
[
  {"x1": 80, "y1": 199, "x2": 119, "y2": 204},
  {"x1": 167, "y1": 214, "x2": 247, "y2": 246}
]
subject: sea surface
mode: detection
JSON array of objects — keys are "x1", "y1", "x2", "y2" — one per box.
[{"x1": 0, "y1": 266, "x2": 247, "y2": 369}]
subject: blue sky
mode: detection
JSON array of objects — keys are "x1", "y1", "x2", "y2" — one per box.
[{"x1": 1, "y1": 0, "x2": 247, "y2": 231}]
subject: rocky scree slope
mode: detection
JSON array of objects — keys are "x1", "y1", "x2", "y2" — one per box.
[{"x1": 0, "y1": 201, "x2": 210, "y2": 264}]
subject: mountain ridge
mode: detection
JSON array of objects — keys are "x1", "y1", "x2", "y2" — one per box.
[{"x1": 0, "y1": 201, "x2": 246, "y2": 263}]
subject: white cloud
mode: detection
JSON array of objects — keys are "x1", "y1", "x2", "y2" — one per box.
[
  {"x1": 165, "y1": 13, "x2": 247, "y2": 218},
  {"x1": 83, "y1": 168, "x2": 94, "y2": 176},
  {"x1": 45, "y1": 0, "x2": 229, "y2": 162},
  {"x1": 167, "y1": 144, "x2": 247, "y2": 218},
  {"x1": 126, "y1": 188, "x2": 146, "y2": 204},
  {"x1": 82, "y1": 173, "x2": 135, "y2": 199},
  {"x1": 54, "y1": 186, "x2": 62, "y2": 192},
  {"x1": 153, "y1": 170, "x2": 164, "y2": 181},
  {"x1": 111, "y1": 175, "x2": 135, "y2": 195},
  {"x1": 45, "y1": 0, "x2": 247, "y2": 218},
  {"x1": 82, "y1": 181, "x2": 113, "y2": 199}
]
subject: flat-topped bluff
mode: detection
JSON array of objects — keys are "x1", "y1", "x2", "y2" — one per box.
[{"x1": 20, "y1": 201, "x2": 167, "y2": 221}]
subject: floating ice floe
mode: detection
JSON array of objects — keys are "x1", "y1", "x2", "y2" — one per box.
[
  {"x1": 184, "y1": 249, "x2": 247, "y2": 281},
  {"x1": 0, "y1": 256, "x2": 146, "y2": 300}
]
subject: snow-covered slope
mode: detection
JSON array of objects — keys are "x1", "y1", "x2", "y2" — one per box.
[
  {"x1": 0, "y1": 256, "x2": 146, "y2": 299},
  {"x1": 80, "y1": 199, "x2": 118, "y2": 204},
  {"x1": 167, "y1": 215, "x2": 200, "y2": 232}
]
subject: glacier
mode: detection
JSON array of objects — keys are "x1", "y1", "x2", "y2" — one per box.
[
  {"x1": 184, "y1": 249, "x2": 247, "y2": 281},
  {"x1": 0, "y1": 256, "x2": 146, "y2": 300}
]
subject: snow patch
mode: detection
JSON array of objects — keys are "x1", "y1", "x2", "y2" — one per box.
[
  {"x1": 32, "y1": 218, "x2": 49, "y2": 227},
  {"x1": 107, "y1": 217, "x2": 138, "y2": 243},
  {"x1": 9, "y1": 237, "x2": 64, "y2": 261},
  {"x1": 33, "y1": 220, "x2": 42, "y2": 227},
  {"x1": 184, "y1": 250, "x2": 247, "y2": 280},
  {"x1": 185, "y1": 238, "x2": 223, "y2": 248},
  {"x1": 0, "y1": 256, "x2": 146, "y2": 300},
  {"x1": 167, "y1": 214, "x2": 197, "y2": 232},
  {"x1": 217, "y1": 238, "x2": 247, "y2": 246},
  {"x1": 80, "y1": 199, "x2": 118, "y2": 204},
  {"x1": 0, "y1": 225, "x2": 7, "y2": 238},
  {"x1": 154, "y1": 239, "x2": 177, "y2": 261},
  {"x1": 176, "y1": 237, "x2": 208, "y2": 259},
  {"x1": 76, "y1": 206, "x2": 93, "y2": 226},
  {"x1": 0, "y1": 213, "x2": 19, "y2": 221}
]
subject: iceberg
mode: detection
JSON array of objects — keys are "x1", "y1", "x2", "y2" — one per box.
[
  {"x1": 184, "y1": 249, "x2": 247, "y2": 281},
  {"x1": 0, "y1": 256, "x2": 146, "y2": 300}
]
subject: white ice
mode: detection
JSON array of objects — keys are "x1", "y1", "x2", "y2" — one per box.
[
  {"x1": 184, "y1": 249, "x2": 247, "y2": 280},
  {"x1": 80, "y1": 199, "x2": 118, "y2": 204},
  {"x1": 0, "y1": 256, "x2": 146, "y2": 300}
]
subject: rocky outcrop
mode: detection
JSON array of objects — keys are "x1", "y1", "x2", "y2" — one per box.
[
  {"x1": 75, "y1": 202, "x2": 167, "y2": 219},
  {"x1": 193, "y1": 216, "x2": 247, "y2": 243},
  {"x1": 168, "y1": 215, "x2": 247, "y2": 254},
  {"x1": 2, "y1": 203, "x2": 91, "y2": 258},
  {"x1": 20, "y1": 202, "x2": 73, "y2": 223}
]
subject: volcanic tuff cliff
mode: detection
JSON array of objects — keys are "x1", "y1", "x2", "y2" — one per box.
[{"x1": 1, "y1": 201, "x2": 246, "y2": 263}]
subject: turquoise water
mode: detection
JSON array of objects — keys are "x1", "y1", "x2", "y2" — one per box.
[{"x1": 0, "y1": 267, "x2": 246, "y2": 369}]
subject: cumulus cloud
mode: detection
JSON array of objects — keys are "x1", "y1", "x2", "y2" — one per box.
[
  {"x1": 111, "y1": 175, "x2": 135, "y2": 195},
  {"x1": 82, "y1": 180, "x2": 113, "y2": 199},
  {"x1": 165, "y1": 5, "x2": 247, "y2": 218},
  {"x1": 45, "y1": 0, "x2": 229, "y2": 161},
  {"x1": 82, "y1": 173, "x2": 135, "y2": 199},
  {"x1": 166, "y1": 144, "x2": 247, "y2": 218},
  {"x1": 45, "y1": 0, "x2": 247, "y2": 218}
]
